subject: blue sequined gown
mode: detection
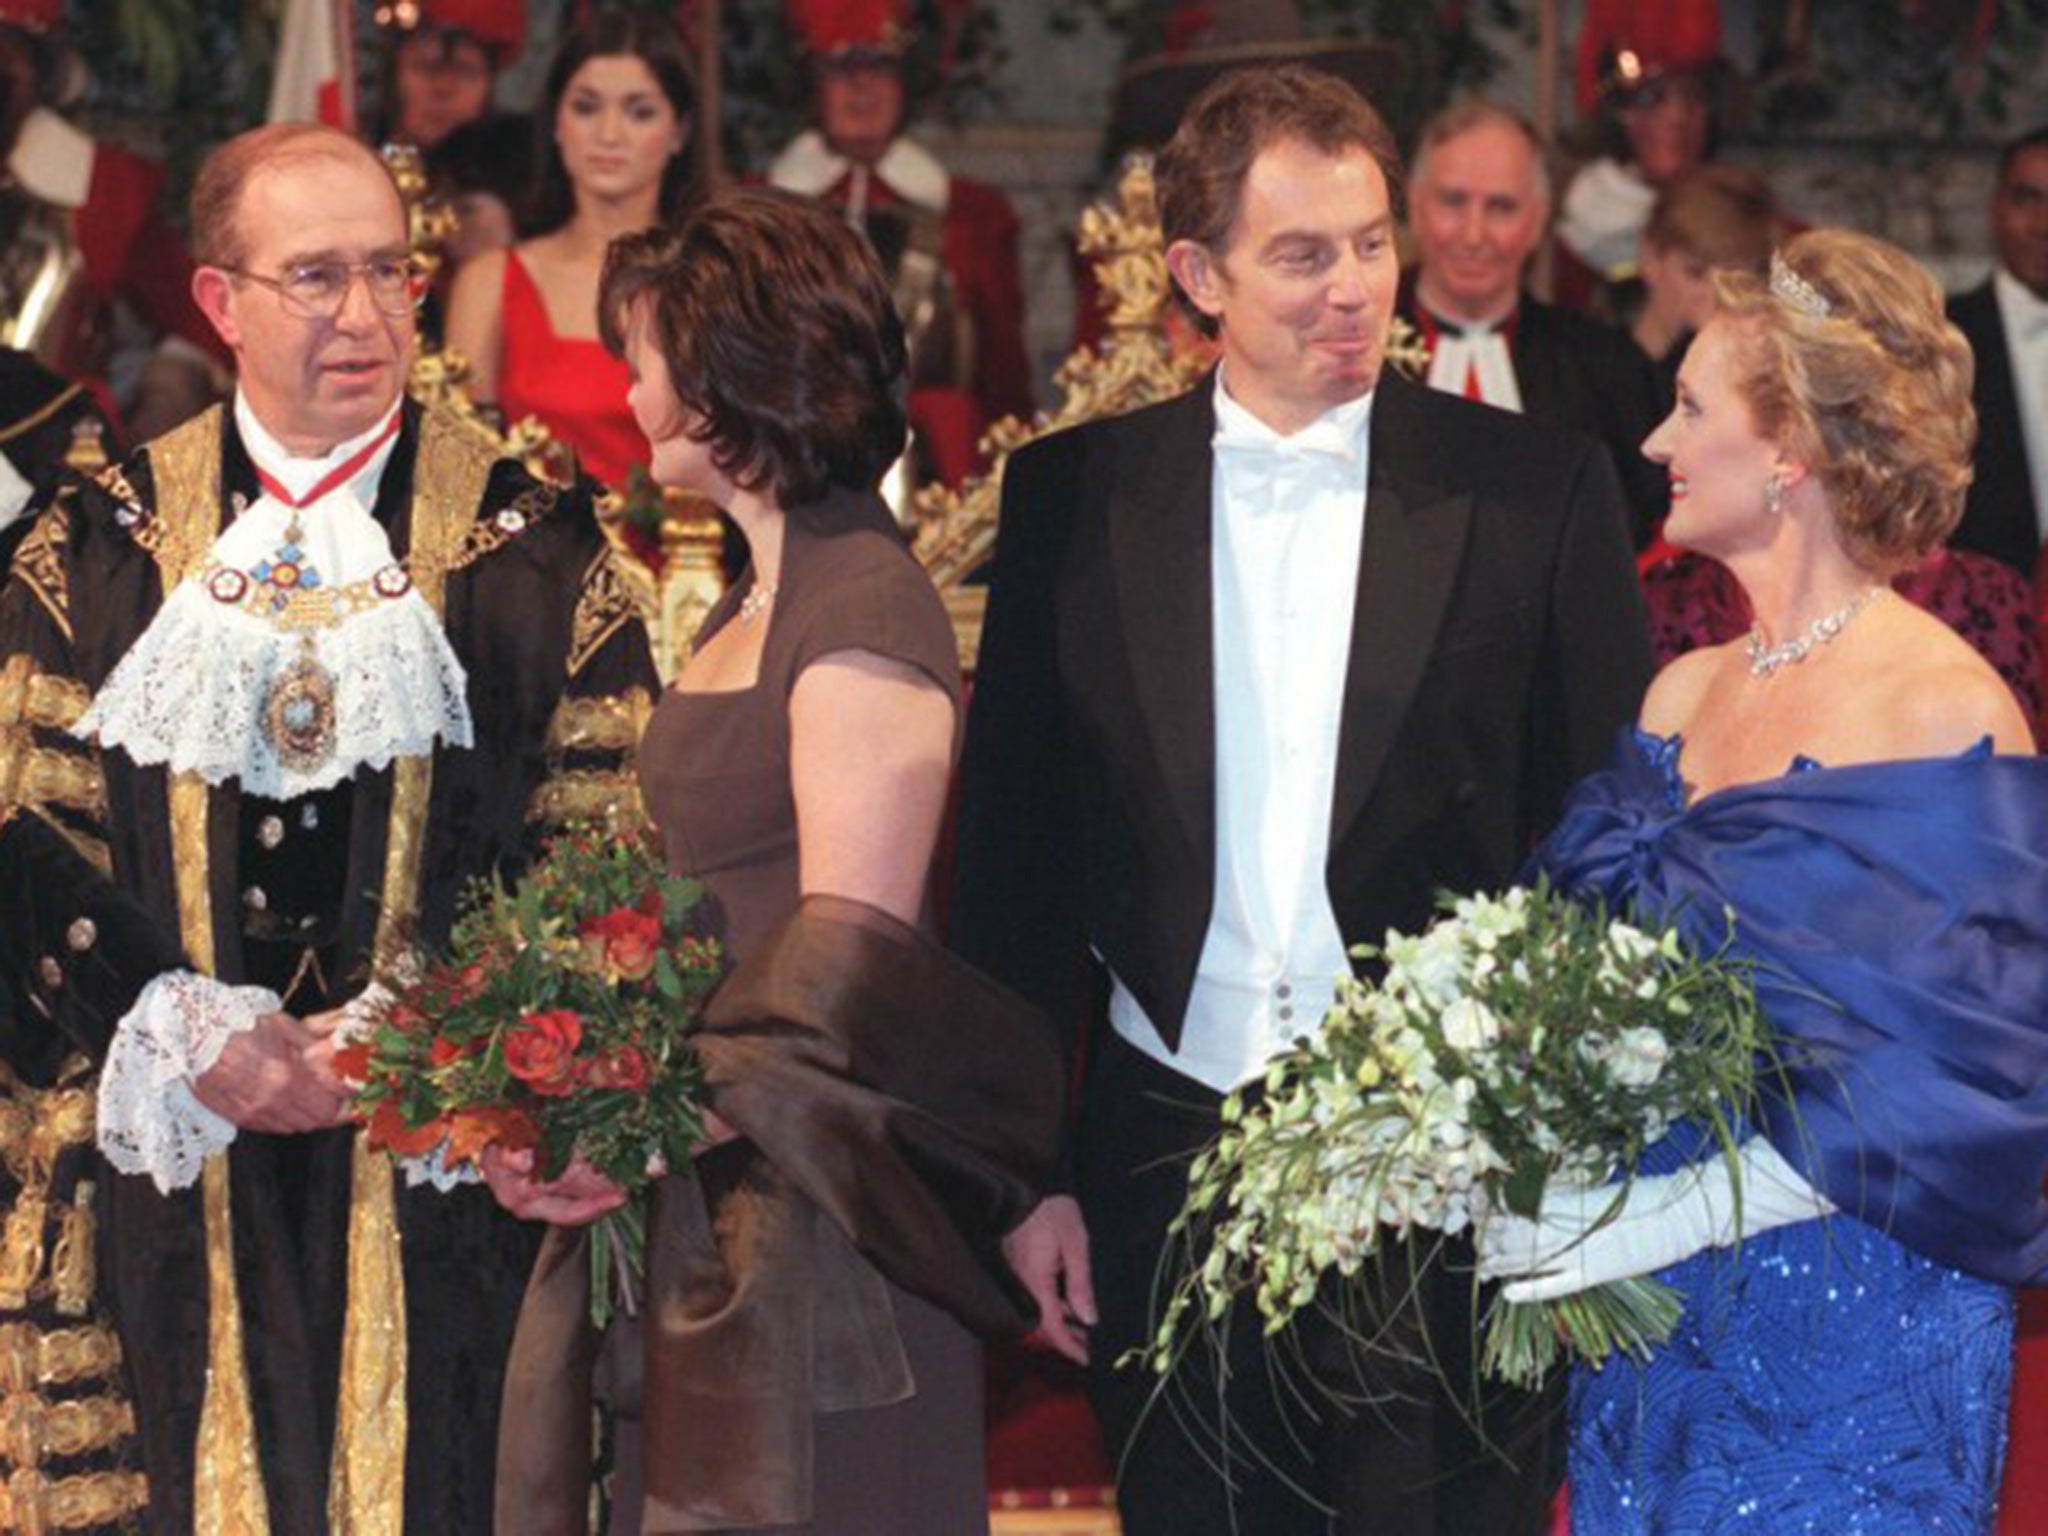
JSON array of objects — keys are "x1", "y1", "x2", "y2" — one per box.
[{"x1": 1530, "y1": 729, "x2": 2048, "y2": 1535}]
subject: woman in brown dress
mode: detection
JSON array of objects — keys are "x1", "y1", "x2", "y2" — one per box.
[{"x1": 482, "y1": 187, "x2": 1058, "y2": 1534}]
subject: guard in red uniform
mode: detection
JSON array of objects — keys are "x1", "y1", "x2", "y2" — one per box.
[
  {"x1": 2, "y1": 0, "x2": 228, "y2": 401},
  {"x1": 373, "y1": 0, "x2": 526, "y2": 150},
  {"x1": 769, "y1": 0, "x2": 1032, "y2": 486}
]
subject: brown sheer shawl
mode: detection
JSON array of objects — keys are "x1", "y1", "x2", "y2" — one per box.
[{"x1": 495, "y1": 895, "x2": 1062, "y2": 1532}]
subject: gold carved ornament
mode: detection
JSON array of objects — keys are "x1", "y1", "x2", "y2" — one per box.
[{"x1": 907, "y1": 158, "x2": 1209, "y2": 674}]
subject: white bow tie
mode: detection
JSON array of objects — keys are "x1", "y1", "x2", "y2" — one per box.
[{"x1": 1212, "y1": 417, "x2": 1362, "y2": 468}]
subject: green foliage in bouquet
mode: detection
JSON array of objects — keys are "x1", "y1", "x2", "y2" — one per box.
[
  {"x1": 1148, "y1": 881, "x2": 1774, "y2": 1395},
  {"x1": 339, "y1": 822, "x2": 724, "y2": 1324}
]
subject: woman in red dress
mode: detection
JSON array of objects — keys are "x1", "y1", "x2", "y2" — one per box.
[{"x1": 444, "y1": 12, "x2": 694, "y2": 497}]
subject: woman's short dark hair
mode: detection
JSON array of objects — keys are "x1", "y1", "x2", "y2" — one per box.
[
  {"x1": 600, "y1": 187, "x2": 908, "y2": 507},
  {"x1": 1155, "y1": 65, "x2": 1404, "y2": 337},
  {"x1": 529, "y1": 12, "x2": 697, "y2": 234}
]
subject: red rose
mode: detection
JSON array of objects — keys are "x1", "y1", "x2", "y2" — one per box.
[
  {"x1": 503, "y1": 1009, "x2": 584, "y2": 1096},
  {"x1": 454, "y1": 964, "x2": 489, "y2": 1001},
  {"x1": 584, "y1": 1044, "x2": 649, "y2": 1094},
  {"x1": 331, "y1": 1040, "x2": 374, "y2": 1085},
  {"x1": 429, "y1": 1036, "x2": 468, "y2": 1068},
  {"x1": 388, "y1": 1004, "x2": 427, "y2": 1034},
  {"x1": 579, "y1": 907, "x2": 663, "y2": 983}
]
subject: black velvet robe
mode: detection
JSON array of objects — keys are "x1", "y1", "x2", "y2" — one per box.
[{"x1": 0, "y1": 397, "x2": 657, "y2": 1534}]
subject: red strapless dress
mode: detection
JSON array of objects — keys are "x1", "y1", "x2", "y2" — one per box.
[{"x1": 496, "y1": 248, "x2": 648, "y2": 493}]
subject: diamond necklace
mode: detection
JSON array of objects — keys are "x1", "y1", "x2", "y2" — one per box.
[
  {"x1": 738, "y1": 581, "x2": 778, "y2": 623},
  {"x1": 1745, "y1": 586, "x2": 1885, "y2": 678}
]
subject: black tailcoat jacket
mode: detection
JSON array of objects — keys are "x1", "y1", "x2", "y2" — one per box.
[
  {"x1": 951, "y1": 367, "x2": 1653, "y2": 1089},
  {"x1": 1950, "y1": 280, "x2": 2043, "y2": 577}
]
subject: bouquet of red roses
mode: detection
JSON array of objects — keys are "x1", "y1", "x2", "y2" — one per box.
[{"x1": 337, "y1": 822, "x2": 724, "y2": 1321}]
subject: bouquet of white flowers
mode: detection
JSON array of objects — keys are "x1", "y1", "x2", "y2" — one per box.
[{"x1": 1148, "y1": 881, "x2": 1771, "y2": 1391}]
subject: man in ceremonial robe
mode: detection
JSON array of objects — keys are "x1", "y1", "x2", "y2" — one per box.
[
  {"x1": 1398, "y1": 99, "x2": 1669, "y2": 548},
  {"x1": 0, "y1": 123, "x2": 654, "y2": 1534}
]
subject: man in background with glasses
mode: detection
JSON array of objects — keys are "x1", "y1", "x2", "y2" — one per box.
[{"x1": 0, "y1": 123, "x2": 655, "y2": 1532}]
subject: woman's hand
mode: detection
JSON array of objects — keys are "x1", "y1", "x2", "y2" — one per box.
[
  {"x1": 691, "y1": 1109, "x2": 741, "y2": 1156},
  {"x1": 480, "y1": 1145, "x2": 627, "y2": 1226}
]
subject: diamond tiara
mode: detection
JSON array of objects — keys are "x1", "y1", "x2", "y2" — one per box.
[{"x1": 1769, "y1": 251, "x2": 1834, "y2": 320}]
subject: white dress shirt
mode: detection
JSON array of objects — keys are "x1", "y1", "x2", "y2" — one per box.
[
  {"x1": 1994, "y1": 267, "x2": 2048, "y2": 543},
  {"x1": 1109, "y1": 373, "x2": 1372, "y2": 1092}
]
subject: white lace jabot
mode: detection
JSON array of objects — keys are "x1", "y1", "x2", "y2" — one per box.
[{"x1": 76, "y1": 395, "x2": 475, "y2": 799}]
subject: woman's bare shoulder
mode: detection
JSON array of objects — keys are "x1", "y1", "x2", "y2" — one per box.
[
  {"x1": 1853, "y1": 599, "x2": 2030, "y2": 753},
  {"x1": 1639, "y1": 643, "x2": 1736, "y2": 739},
  {"x1": 1890, "y1": 651, "x2": 2034, "y2": 756}
]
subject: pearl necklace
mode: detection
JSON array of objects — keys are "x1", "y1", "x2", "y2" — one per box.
[
  {"x1": 738, "y1": 581, "x2": 778, "y2": 623},
  {"x1": 1745, "y1": 586, "x2": 1884, "y2": 679}
]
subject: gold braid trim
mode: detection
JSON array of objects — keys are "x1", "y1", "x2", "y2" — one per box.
[
  {"x1": 168, "y1": 763, "x2": 269, "y2": 1535},
  {"x1": 0, "y1": 384, "x2": 84, "y2": 449},
  {"x1": 0, "y1": 655, "x2": 26, "y2": 726},
  {"x1": 16, "y1": 807, "x2": 108, "y2": 879},
  {"x1": 1, "y1": 657, "x2": 109, "y2": 870},
  {"x1": 525, "y1": 769, "x2": 647, "y2": 836},
  {"x1": 0, "y1": 1193, "x2": 47, "y2": 1314},
  {"x1": 0, "y1": 1390, "x2": 136, "y2": 1464},
  {"x1": 567, "y1": 543, "x2": 640, "y2": 677},
  {"x1": 0, "y1": 744, "x2": 105, "y2": 824},
  {"x1": 6, "y1": 508, "x2": 70, "y2": 647},
  {"x1": 22, "y1": 675, "x2": 90, "y2": 734},
  {"x1": 120, "y1": 410, "x2": 221, "y2": 589},
  {"x1": 0, "y1": 1324, "x2": 124, "y2": 1394},
  {"x1": 0, "y1": 1069, "x2": 95, "y2": 1313},
  {"x1": 0, "y1": 1467, "x2": 149, "y2": 1532},
  {"x1": 148, "y1": 411, "x2": 269, "y2": 1530},
  {"x1": 323, "y1": 402, "x2": 492, "y2": 1536},
  {"x1": 542, "y1": 687, "x2": 652, "y2": 756}
]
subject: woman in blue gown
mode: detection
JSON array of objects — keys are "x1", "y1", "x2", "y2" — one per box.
[{"x1": 1480, "y1": 229, "x2": 2048, "y2": 1533}]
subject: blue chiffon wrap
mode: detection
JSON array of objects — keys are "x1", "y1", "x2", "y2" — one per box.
[{"x1": 1531, "y1": 727, "x2": 2048, "y2": 1287}]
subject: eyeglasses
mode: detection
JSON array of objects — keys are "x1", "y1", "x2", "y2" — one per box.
[{"x1": 218, "y1": 256, "x2": 425, "y2": 319}]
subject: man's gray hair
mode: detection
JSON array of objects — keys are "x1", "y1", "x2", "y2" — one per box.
[{"x1": 1410, "y1": 98, "x2": 1553, "y2": 208}]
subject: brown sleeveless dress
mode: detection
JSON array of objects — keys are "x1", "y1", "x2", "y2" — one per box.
[{"x1": 633, "y1": 491, "x2": 981, "y2": 1534}]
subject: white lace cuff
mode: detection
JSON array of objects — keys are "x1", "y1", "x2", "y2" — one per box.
[{"x1": 97, "y1": 971, "x2": 282, "y2": 1194}]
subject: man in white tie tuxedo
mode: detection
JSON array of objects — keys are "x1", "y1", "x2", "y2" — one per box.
[
  {"x1": 1400, "y1": 99, "x2": 1670, "y2": 547},
  {"x1": 1950, "y1": 124, "x2": 2048, "y2": 579},
  {"x1": 0, "y1": 123, "x2": 654, "y2": 1532},
  {"x1": 952, "y1": 66, "x2": 1652, "y2": 1536}
]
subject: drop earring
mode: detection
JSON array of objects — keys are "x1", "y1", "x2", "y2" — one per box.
[{"x1": 1764, "y1": 474, "x2": 1784, "y2": 516}]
